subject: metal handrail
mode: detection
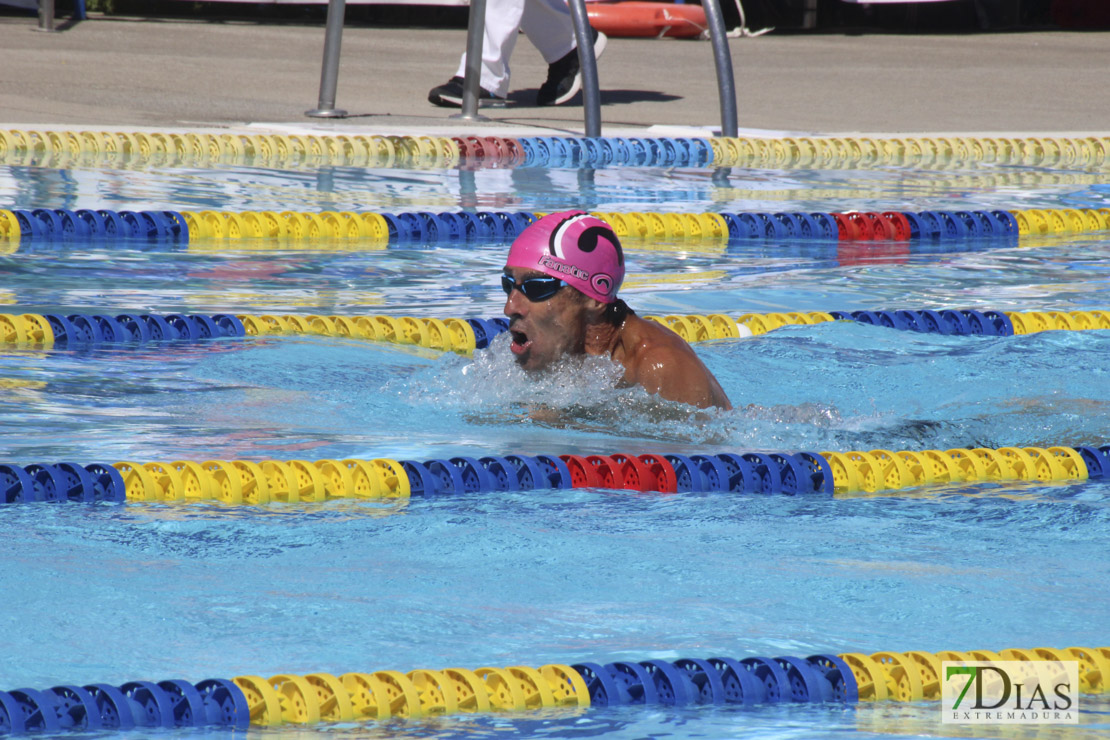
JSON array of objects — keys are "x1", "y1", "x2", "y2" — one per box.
[
  {"x1": 36, "y1": 0, "x2": 55, "y2": 32},
  {"x1": 454, "y1": 0, "x2": 489, "y2": 121},
  {"x1": 306, "y1": 0, "x2": 349, "y2": 117},
  {"x1": 566, "y1": 0, "x2": 601, "y2": 137},
  {"x1": 702, "y1": 0, "x2": 739, "y2": 136}
]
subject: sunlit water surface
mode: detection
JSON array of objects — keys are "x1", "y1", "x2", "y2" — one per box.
[{"x1": 1, "y1": 159, "x2": 1108, "y2": 739}]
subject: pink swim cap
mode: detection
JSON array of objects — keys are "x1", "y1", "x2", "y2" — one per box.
[{"x1": 505, "y1": 211, "x2": 624, "y2": 303}]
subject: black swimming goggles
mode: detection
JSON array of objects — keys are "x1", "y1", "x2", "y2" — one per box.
[{"x1": 501, "y1": 273, "x2": 566, "y2": 302}]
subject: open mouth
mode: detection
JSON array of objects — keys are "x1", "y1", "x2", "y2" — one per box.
[{"x1": 509, "y1": 328, "x2": 531, "y2": 356}]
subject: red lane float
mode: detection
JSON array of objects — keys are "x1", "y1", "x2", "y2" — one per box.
[{"x1": 588, "y1": 1, "x2": 707, "y2": 39}]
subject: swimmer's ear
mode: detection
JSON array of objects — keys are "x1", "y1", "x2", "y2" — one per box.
[{"x1": 580, "y1": 295, "x2": 608, "y2": 320}]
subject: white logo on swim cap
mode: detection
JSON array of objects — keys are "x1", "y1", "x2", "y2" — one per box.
[
  {"x1": 538, "y1": 254, "x2": 589, "y2": 280},
  {"x1": 549, "y1": 213, "x2": 593, "y2": 262}
]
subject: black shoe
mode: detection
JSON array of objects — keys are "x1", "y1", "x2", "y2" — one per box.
[
  {"x1": 427, "y1": 77, "x2": 507, "y2": 108},
  {"x1": 537, "y1": 30, "x2": 607, "y2": 107}
]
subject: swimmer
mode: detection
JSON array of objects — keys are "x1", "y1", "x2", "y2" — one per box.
[{"x1": 502, "y1": 210, "x2": 733, "y2": 410}]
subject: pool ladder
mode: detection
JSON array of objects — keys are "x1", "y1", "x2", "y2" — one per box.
[{"x1": 306, "y1": 0, "x2": 739, "y2": 137}]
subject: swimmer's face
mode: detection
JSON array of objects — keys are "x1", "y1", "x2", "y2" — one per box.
[{"x1": 503, "y1": 267, "x2": 589, "y2": 371}]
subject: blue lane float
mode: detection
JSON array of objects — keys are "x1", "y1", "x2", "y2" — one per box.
[
  {"x1": 29, "y1": 313, "x2": 245, "y2": 344},
  {"x1": 4, "y1": 209, "x2": 188, "y2": 245},
  {"x1": 0, "y1": 678, "x2": 250, "y2": 733},
  {"x1": 829, "y1": 309, "x2": 1015, "y2": 336},
  {"x1": 0, "y1": 462, "x2": 127, "y2": 503},
  {"x1": 515, "y1": 136, "x2": 714, "y2": 168}
]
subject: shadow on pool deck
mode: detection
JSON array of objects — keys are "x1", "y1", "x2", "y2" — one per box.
[{"x1": 0, "y1": 13, "x2": 1109, "y2": 137}]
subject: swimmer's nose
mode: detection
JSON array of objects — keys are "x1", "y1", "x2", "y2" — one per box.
[{"x1": 504, "y1": 287, "x2": 528, "y2": 317}]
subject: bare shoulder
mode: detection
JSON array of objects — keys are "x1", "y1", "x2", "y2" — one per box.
[
  {"x1": 617, "y1": 316, "x2": 732, "y2": 410},
  {"x1": 623, "y1": 315, "x2": 693, "y2": 356}
]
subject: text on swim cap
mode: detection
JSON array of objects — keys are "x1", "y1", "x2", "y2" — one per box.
[{"x1": 538, "y1": 254, "x2": 590, "y2": 281}]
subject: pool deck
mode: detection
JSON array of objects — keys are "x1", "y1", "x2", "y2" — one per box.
[{"x1": 0, "y1": 14, "x2": 1108, "y2": 138}]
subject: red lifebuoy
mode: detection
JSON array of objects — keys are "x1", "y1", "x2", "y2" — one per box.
[{"x1": 587, "y1": 1, "x2": 707, "y2": 39}]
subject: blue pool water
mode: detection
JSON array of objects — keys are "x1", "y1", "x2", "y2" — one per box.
[{"x1": 1, "y1": 150, "x2": 1109, "y2": 738}]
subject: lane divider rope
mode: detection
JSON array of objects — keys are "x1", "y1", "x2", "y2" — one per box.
[
  {"x1": 2, "y1": 444, "x2": 1106, "y2": 504},
  {"x1": 3, "y1": 309, "x2": 1109, "y2": 352},
  {"x1": 5, "y1": 208, "x2": 1110, "y2": 248},
  {"x1": 0, "y1": 647, "x2": 1105, "y2": 733},
  {"x1": 1, "y1": 129, "x2": 1107, "y2": 170}
]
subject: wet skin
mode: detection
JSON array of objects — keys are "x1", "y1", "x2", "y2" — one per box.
[
  {"x1": 504, "y1": 268, "x2": 589, "y2": 371},
  {"x1": 503, "y1": 266, "x2": 732, "y2": 410}
]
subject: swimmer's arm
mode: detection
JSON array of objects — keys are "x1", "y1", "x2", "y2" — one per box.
[{"x1": 631, "y1": 346, "x2": 732, "y2": 410}]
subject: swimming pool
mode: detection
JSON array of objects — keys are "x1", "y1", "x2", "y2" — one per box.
[{"x1": 0, "y1": 129, "x2": 1108, "y2": 738}]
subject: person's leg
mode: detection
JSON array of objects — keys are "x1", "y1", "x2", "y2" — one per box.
[
  {"x1": 454, "y1": 0, "x2": 525, "y2": 97},
  {"x1": 522, "y1": 0, "x2": 607, "y2": 106},
  {"x1": 428, "y1": 0, "x2": 524, "y2": 106},
  {"x1": 520, "y1": 0, "x2": 576, "y2": 64}
]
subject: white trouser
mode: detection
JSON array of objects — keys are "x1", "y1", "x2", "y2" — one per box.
[{"x1": 453, "y1": 0, "x2": 577, "y2": 98}]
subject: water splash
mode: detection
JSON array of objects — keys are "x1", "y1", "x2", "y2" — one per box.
[{"x1": 394, "y1": 334, "x2": 861, "y2": 451}]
